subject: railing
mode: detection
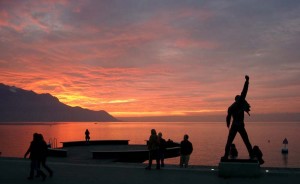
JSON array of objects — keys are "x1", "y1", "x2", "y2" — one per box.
[{"x1": 48, "y1": 138, "x2": 58, "y2": 148}]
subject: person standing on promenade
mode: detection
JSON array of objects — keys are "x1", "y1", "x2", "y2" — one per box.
[
  {"x1": 180, "y1": 134, "x2": 193, "y2": 168},
  {"x1": 24, "y1": 133, "x2": 47, "y2": 181},
  {"x1": 145, "y1": 129, "x2": 160, "y2": 170},
  {"x1": 158, "y1": 132, "x2": 167, "y2": 167},
  {"x1": 222, "y1": 75, "x2": 253, "y2": 160},
  {"x1": 38, "y1": 134, "x2": 53, "y2": 177},
  {"x1": 85, "y1": 129, "x2": 90, "y2": 144}
]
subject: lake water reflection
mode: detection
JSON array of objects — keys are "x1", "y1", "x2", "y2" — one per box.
[{"x1": 0, "y1": 122, "x2": 299, "y2": 168}]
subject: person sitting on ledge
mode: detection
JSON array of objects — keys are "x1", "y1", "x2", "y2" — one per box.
[
  {"x1": 229, "y1": 144, "x2": 238, "y2": 159},
  {"x1": 252, "y1": 145, "x2": 264, "y2": 165}
]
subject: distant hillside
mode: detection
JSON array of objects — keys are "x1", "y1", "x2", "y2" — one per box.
[{"x1": 0, "y1": 83, "x2": 119, "y2": 122}]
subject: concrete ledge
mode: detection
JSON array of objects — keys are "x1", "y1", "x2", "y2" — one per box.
[
  {"x1": 92, "y1": 147, "x2": 180, "y2": 163},
  {"x1": 92, "y1": 150, "x2": 148, "y2": 162},
  {"x1": 218, "y1": 159, "x2": 261, "y2": 177},
  {"x1": 61, "y1": 140, "x2": 129, "y2": 147},
  {"x1": 47, "y1": 148, "x2": 67, "y2": 157}
]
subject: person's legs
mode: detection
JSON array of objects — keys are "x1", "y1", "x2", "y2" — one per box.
[
  {"x1": 41, "y1": 158, "x2": 53, "y2": 177},
  {"x1": 28, "y1": 160, "x2": 46, "y2": 180},
  {"x1": 160, "y1": 152, "x2": 165, "y2": 167},
  {"x1": 239, "y1": 126, "x2": 253, "y2": 157},
  {"x1": 184, "y1": 155, "x2": 190, "y2": 168},
  {"x1": 223, "y1": 126, "x2": 238, "y2": 158},
  {"x1": 155, "y1": 150, "x2": 160, "y2": 169},
  {"x1": 156, "y1": 159, "x2": 160, "y2": 169},
  {"x1": 36, "y1": 168, "x2": 47, "y2": 181},
  {"x1": 28, "y1": 160, "x2": 35, "y2": 179},
  {"x1": 180, "y1": 155, "x2": 185, "y2": 168},
  {"x1": 146, "y1": 151, "x2": 153, "y2": 169}
]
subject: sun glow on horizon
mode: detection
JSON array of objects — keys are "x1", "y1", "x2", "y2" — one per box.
[{"x1": 109, "y1": 109, "x2": 226, "y2": 117}]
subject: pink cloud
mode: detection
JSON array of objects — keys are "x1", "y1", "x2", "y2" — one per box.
[
  {"x1": 1, "y1": 1, "x2": 299, "y2": 118},
  {"x1": 173, "y1": 38, "x2": 219, "y2": 49}
]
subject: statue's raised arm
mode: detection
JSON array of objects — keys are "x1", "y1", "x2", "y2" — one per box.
[{"x1": 240, "y1": 75, "x2": 249, "y2": 101}]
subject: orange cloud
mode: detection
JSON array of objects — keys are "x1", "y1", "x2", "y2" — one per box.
[{"x1": 1, "y1": 1, "x2": 299, "y2": 118}]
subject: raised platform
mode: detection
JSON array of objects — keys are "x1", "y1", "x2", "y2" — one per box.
[
  {"x1": 48, "y1": 140, "x2": 181, "y2": 163},
  {"x1": 218, "y1": 159, "x2": 261, "y2": 177},
  {"x1": 48, "y1": 140, "x2": 129, "y2": 158}
]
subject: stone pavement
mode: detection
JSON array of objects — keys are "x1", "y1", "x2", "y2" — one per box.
[{"x1": 0, "y1": 158, "x2": 299, "y2": 184}]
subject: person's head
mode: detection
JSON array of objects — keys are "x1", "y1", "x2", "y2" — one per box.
[
  {"x1": 158, "y1": 132, "x2": 162, "y2": 138},
  {"x1": 235, "y1": 95, "x2": 240, "y2": 102},
  {"x1": 35, "y1": 133, "x2": 43, "y2": 141},
  {"x1": 39, "y1": 134, "x2": 44, "y2": 141},
  {"x1": 33, "y1": 133, "x2": 39, "y2": 141},
  {"x1": 184, "y1": 134, "x2": 189, "y2": 140},
  {"x1": 151, "y1": 129, "x2": 157, "y2": 135}
]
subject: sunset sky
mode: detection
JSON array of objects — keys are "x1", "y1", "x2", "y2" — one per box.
[{"x1": 1, "y1": 0, "x2": 299, "y2": 118}]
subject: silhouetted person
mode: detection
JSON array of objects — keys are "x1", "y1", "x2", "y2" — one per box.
[
  {"x1": 180, "y1": 134, "x2": 193, "y2": 168},
  {"x1": 37, "y1": 134, "x2": 53, "y2": 177},
  {"x1": 24, "y1": 133, "x2": 47, "y2": 181},
  {"x1": 222, "y1": 75, "x2": 253, "y2": 160},
  {"x1": 145, "y1": 129, "x2": 160, "y2": 170},
  {"x1": 85, "y1": 129, "x2": 90, "y2": 143},
  {"x1": 158, "y1": 132, "x2": 167, "y2": 167},
  {"x1": 252, "y1": 145, "x2": 264, "y2": 165},
  {"x1": 229, "y1": 144, "x2": 238, "y2": 159}
]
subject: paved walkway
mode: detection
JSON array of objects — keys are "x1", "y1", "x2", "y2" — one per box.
[{"x1": 1, "y1": 158, "x2": 300, "y2": 184}]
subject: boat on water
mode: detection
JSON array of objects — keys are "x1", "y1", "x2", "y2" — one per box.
[{"x1": 47, "y1": 140, "x2": 181, "y2": 163}]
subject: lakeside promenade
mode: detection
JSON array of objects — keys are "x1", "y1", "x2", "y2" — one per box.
[{"x1": 1, "y1": 157, "x2": 299, "y2": 184}]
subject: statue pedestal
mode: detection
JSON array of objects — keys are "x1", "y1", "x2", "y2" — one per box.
[{"x1": 218, "y1": 159, "x2": 261, "y2": 177}]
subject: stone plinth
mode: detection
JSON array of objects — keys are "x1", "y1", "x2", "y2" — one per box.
[{"x1": 218, "y1": 159, "x2": 261, "y2": 177}]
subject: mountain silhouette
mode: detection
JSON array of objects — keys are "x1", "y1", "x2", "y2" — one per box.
[{"x1": 0, "y1": 83, "x2": 118, "y2": 122}]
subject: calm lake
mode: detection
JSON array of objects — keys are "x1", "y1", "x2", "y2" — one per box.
[{"x1": 0, "y1": 122, "x2": 299, "y2": 168}]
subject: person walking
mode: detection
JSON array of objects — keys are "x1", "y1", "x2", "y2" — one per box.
[
  {"x1": 38, "y1": 134, "x2": 53, "y2": 177},
  {"x1": 24, "y1": 133, "x2": 47, "y2": 181},
  {"x1": 222, "y1": 75, "x2": 253, "y2": 160},
  {"x1": 145, "y1": 129, "x2": 160, "y2": 170},
  {"x1": 180, "y1": 134, "x2": 193, "y2": 168}
]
